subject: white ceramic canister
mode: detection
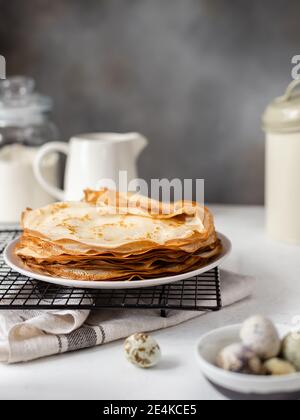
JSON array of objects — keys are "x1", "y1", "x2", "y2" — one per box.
[
  {"x1": 0, "y1": 77, "x2": 59, "y2": 224},
  {"x1": 262, "y1": 80, "x2": 300, "y2": 244},
  {"x1": 0, "y1": 145, "x2": 58, "y2": 223}
]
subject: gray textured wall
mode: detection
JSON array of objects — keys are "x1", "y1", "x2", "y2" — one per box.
[{"x1": 0, "y1": 0, "x2": 298, "y2": 204}]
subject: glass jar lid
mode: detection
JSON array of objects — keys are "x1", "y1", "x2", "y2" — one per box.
[
  {"x1": 262, "y1": 80, "x2": 300, "y2": 133},
  {"x1": 0, "y1": 76, "x2": 52, "y2": 125}
]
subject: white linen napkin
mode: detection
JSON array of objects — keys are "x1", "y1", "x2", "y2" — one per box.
[{"x1": 0, "y1": 270, "x2": 255, "y2": 364}]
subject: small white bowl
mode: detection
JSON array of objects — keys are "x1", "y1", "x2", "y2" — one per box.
[{"x1": 196, "y1": 324, "x2": 300, "y2": 400}]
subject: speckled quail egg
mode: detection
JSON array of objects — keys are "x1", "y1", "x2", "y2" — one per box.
[
  {"x1": 124, "y1": 333, "x2": 161, "y2": 368},
  {"x1": 282, "y1": 332, "x2": 300, "y2": 371},
  {"x1": 263, "y1": 358, "x2": 297, "y2": 376},
  {"x1": 217, "y1": 343, "x2": 263, "y2": 374},
  {"x1": 240, "y1": 315, "x2": 281, "y2": 360}
]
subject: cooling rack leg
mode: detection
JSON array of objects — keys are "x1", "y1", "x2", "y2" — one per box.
[
  {"x1": 215, "y1": 267, "x2": 222, "y2": 310},
  {"x1": 160, "y1": 309, "x2": 167, "y2": 318}
]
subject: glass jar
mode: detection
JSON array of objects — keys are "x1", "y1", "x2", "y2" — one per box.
[
  {"x1": 0, "y1": 77, "x2": 59, "y2": 223},
  {"x1": 0, "y1": 76, "x2": 58, "y2": 147}
]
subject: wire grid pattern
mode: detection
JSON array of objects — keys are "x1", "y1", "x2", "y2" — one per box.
[{"x1": 0, "y1": 230, "x2": 222, "y2": 313}]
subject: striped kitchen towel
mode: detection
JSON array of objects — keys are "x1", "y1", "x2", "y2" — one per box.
[{"x1": 0, "y1": 270, "x2": 255, "y2": 363}]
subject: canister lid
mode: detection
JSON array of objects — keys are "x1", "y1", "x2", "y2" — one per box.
[
  {"x1": 0, "y1": 76, "x2": 52, "y2": 126},
  {"x1": 262, "y1": 80, "x2": 300, "y2": 133}
]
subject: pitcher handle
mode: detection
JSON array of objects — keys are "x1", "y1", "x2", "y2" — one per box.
[{"x1": 34, "y1": 142, "x2": 69, "y2": 201}]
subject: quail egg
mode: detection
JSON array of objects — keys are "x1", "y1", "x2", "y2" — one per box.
[
  {"x1": 263, "y1": 358, "x2": 297, "y2": 376},
  {"x1": 240, "y1": 315, "x2": 281, "y2": 360},
  {"x1": 282, "y1": 332, "x2": 300, "y2": 371},
  {"x1": 217, "y1": 343, "x2": 263, "y2": 374},
  {"x1": 124, "y1": 333, "x2": 161, "y2": 368}
]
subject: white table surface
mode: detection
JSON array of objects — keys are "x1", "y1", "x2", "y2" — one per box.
[{"x1": 0, "y1": 205, "x2": 299, "y2": 400}]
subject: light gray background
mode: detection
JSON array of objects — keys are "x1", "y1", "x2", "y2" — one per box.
[{"x1": 0, "y1": 0, "x2": 298, "y2": 204}]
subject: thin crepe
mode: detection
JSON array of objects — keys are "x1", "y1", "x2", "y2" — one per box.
[{"x1": 15, "y1": 189, "x2": 222, "y2": 281}]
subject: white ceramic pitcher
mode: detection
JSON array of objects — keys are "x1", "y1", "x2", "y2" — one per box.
[{"x1": 34, "y1": 132, "x2": 148, "y2": 201}]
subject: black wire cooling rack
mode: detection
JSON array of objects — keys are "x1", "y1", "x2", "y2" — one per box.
[{"x1": 0, "y1": 230, "x2": 222, "y2": 316}]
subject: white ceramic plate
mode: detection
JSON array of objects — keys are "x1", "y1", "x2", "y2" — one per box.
[{"x1": 3, "y1": 233, "x2": 231, "y2": 290}]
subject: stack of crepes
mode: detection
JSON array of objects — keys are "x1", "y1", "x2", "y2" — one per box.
[{"x1": 15, "y1": 189, "x2": 222, "y2": 281}]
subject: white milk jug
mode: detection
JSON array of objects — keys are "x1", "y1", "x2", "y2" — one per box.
[
  {"x1": 262, "y1": 80, "x2": 300, "y2": 244},
  {"x1": 34, "y1": 132, "x2": 148, "y2": 201}
]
